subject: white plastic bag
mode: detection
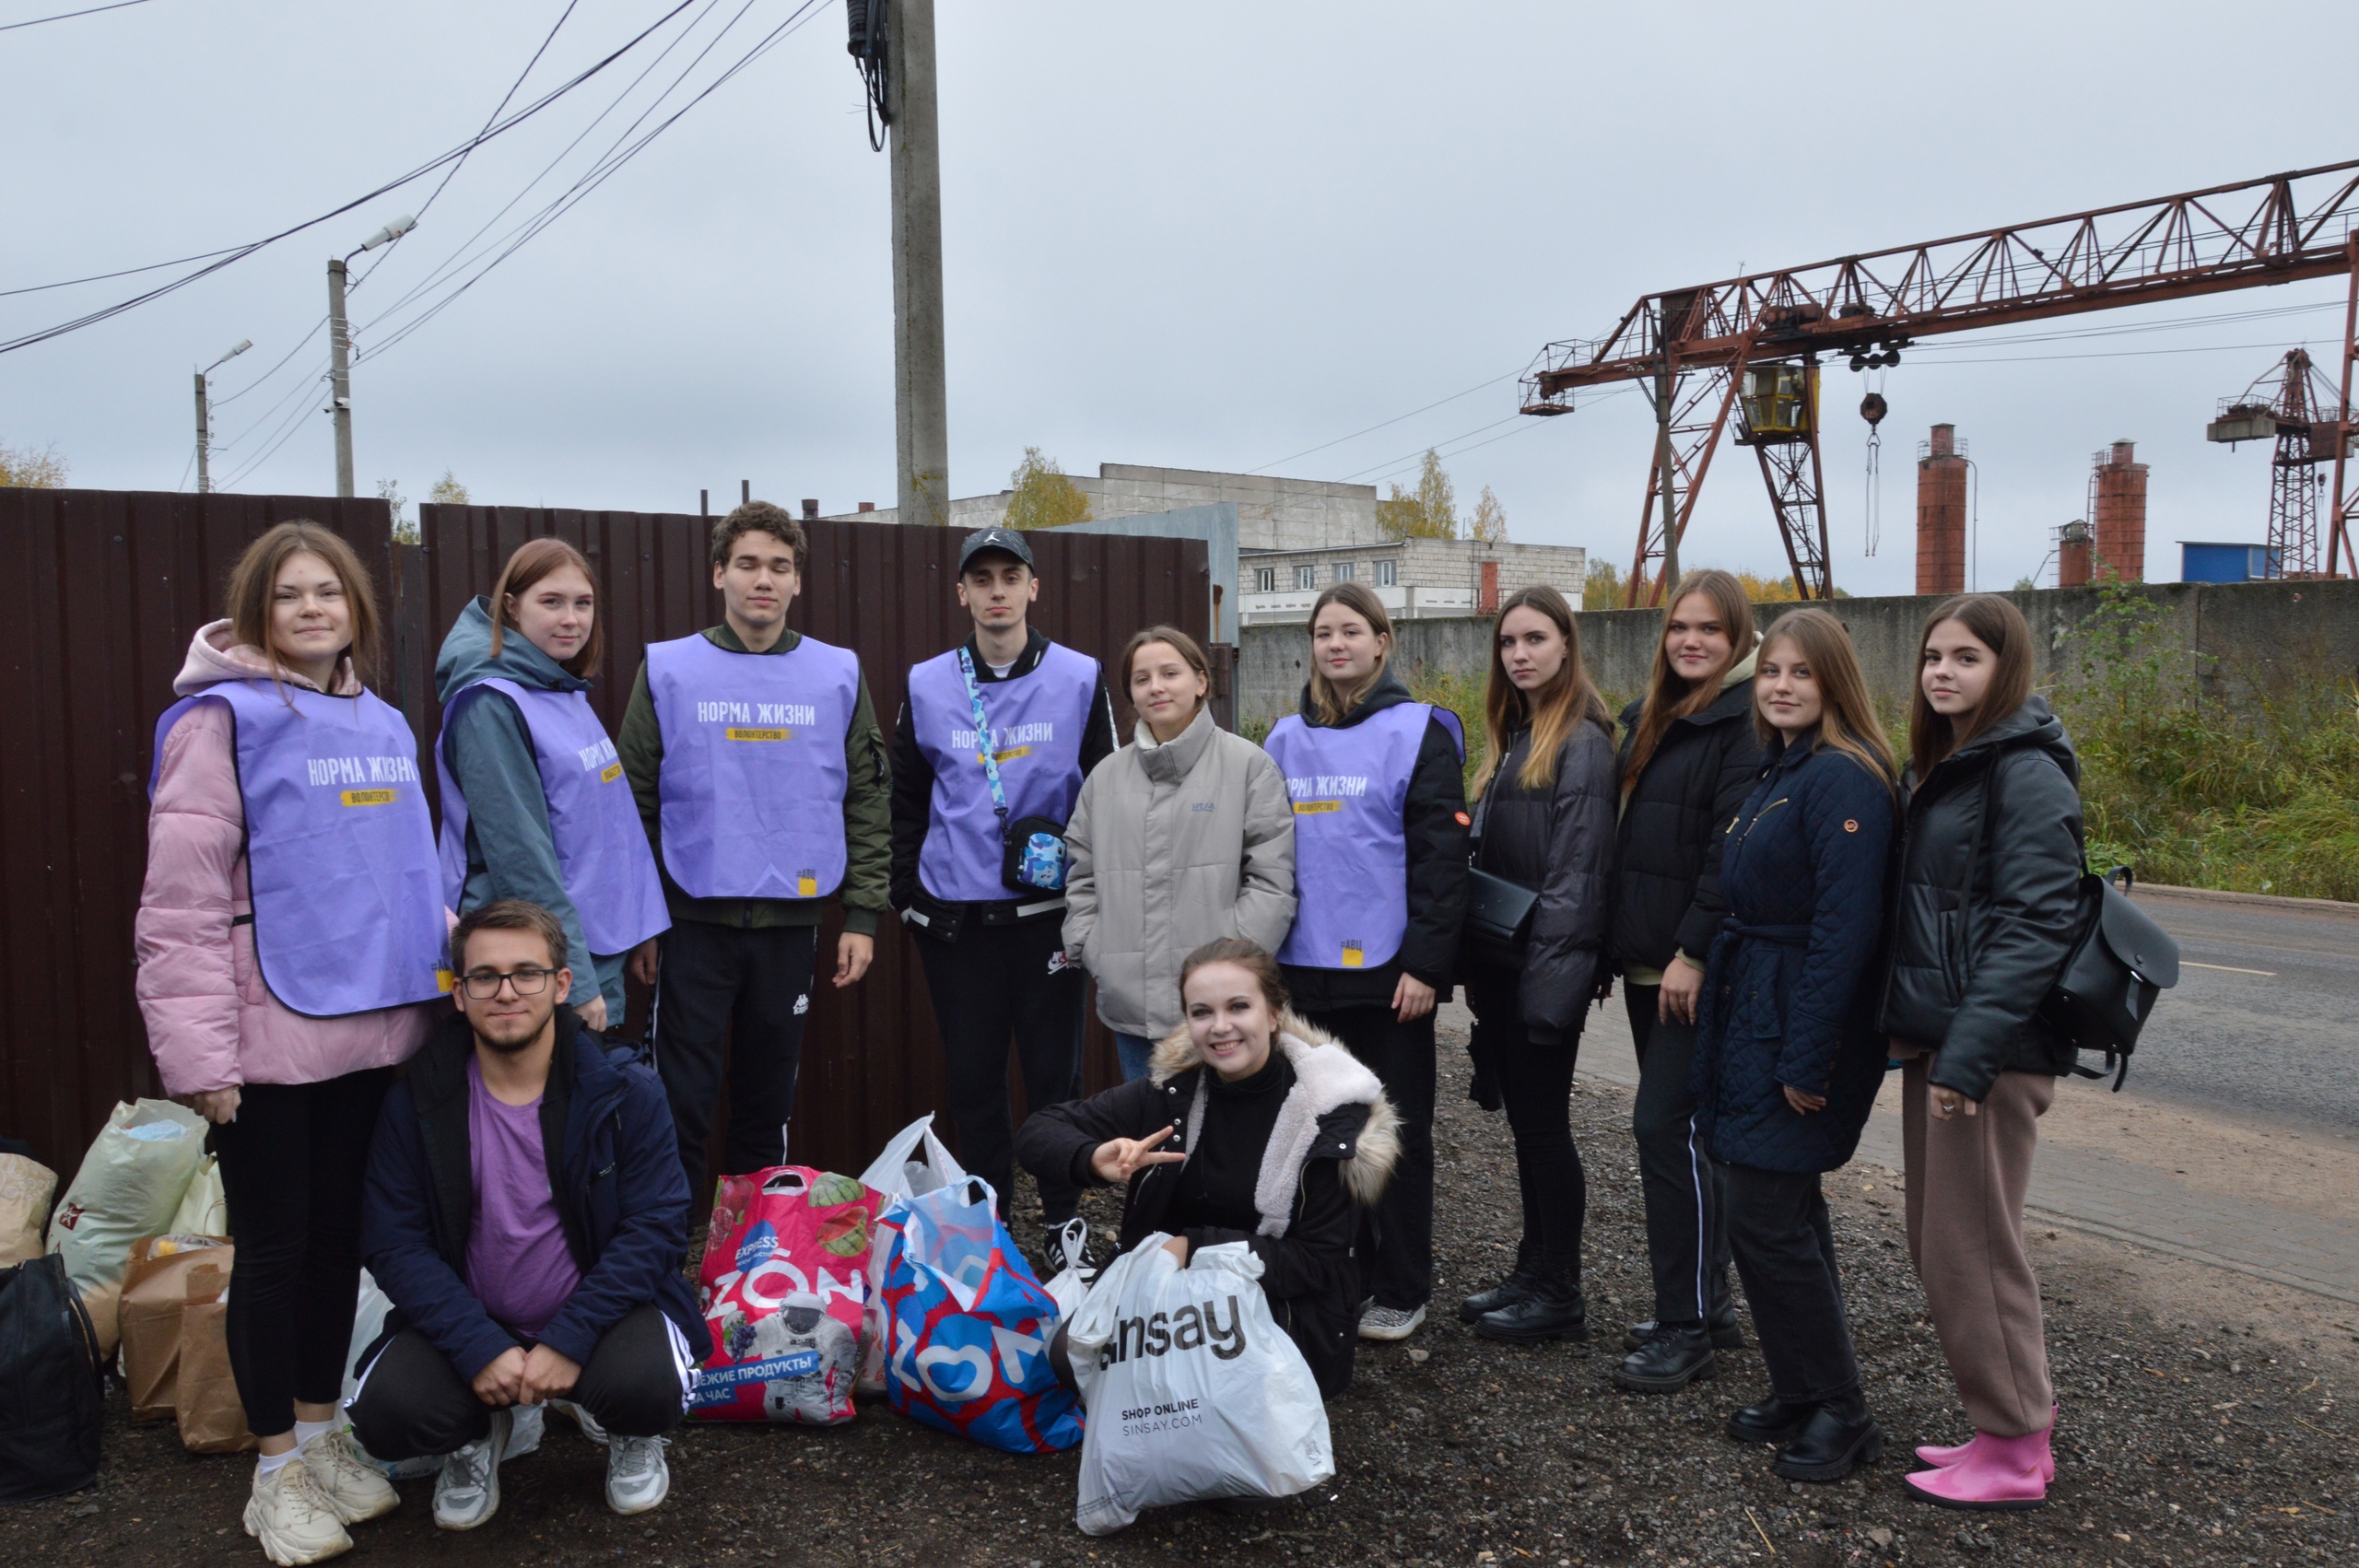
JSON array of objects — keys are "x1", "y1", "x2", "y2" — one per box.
[
  {"x1": 169, "y1": 1155, "x2": 228, "y2": 1239},
  {"x1": 341, "y1": 1269, "x2": 544, "y2": 1478},
  {"x1": 48, "y1": 1099, "x2": 208, "y2": 1302},
  {"x1": 1067, "y1": 1235, "x2": 1333, "y2": 1535},
  {"x1": 852, "y1": 1115, "x2": 970, "y2": 1394}
]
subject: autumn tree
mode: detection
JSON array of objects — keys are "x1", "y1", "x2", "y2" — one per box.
[
  {"x1": 429, "y1": 470, "x2": 470, "y2": 507},
  {"x1": 1003, "y1": 447, "x2": 1090, "y2": 531},
  {"x1": 1467, "y1": 484, "x2": 1508, "y2": 544},
  {"x1": 1379, "y1": 449, "x2": 1460, "y2": 541},
  {"x1": 0, "y1": 439, "x2": 67, "y2": 487},
  {"x1": 1581, "y1": 558, "x2": 1625, "y2": 611}
]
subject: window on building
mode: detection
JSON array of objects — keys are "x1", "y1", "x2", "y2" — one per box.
[
  {"x1": 1375, "y1": 558, "x2": 1398, "y2": 587},
  {"x1": 1333, "y1": 561, "x2": 1356, "y2": 583},
  {"x1": 1294, "y1": 565, "x2": 1317, "y2": 590},
  {"x1": 1255, "y1": 567, "x2": 1276, "y2": 592}
]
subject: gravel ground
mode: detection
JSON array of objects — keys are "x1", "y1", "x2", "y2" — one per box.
[{"x1": 9, "y1": 1017, "x2": 2354, "y2": 1568}]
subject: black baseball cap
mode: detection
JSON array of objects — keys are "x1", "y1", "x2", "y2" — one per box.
[{"x1": 958, "y1": 526, "x2": 1035, "y2": 573}]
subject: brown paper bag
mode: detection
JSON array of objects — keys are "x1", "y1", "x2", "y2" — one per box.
[
  {"x1": 0, "y1": 1152, "x2": 56, "y2": 1265},
  {"x1": 174, "y1": 1263, "x2": 255, "y2": 1454},
  {"x1": 120, "y1": 1236, "x2": 234, "y2": 1421}
]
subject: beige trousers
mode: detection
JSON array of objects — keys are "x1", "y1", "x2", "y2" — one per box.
[{"x1": 1900, "y1": 1057, "x2": 2057, "y2": 1437}]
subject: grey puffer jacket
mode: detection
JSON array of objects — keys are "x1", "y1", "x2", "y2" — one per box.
[
  {"x1": 1469, "y1": 718, "x2": 1618, "y2": 1036},
  {"x1": 1062, "y1": 708, "x2": 1297, "y2": 1039},
  {"x1": 1877, "y1": 696, "x2": 2085, "y2": 1101}
]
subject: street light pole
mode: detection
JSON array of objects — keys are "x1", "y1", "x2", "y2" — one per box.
[
  {"x1": 327, "y1": 215, "x2": 416, "y2": 501},
  {"x1": 886, "y1": 0, "x2": 948, "y2": 528},
  {"x1": 194, "y1": 338, "x2": 251, "y2": 495}
]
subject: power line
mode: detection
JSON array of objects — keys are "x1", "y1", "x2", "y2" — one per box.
[
  {"x1": 210, "y1": 316, "x2": 323, "y2": 406},
  {"x1": 0, "y1": 0, "x2": 158, "y2": 33},
  {"x1": 0, "y1": 0, "x2": 704, "y2": 355},
  {"x1": 1246, "y1": 368, "x2": 1525, "y2": 475}
]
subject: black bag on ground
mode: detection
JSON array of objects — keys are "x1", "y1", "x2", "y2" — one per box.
[
  {"x1": 0, "y1": 1252, "x2": 106, "y2": 1503},
  {"x1": 2048, "y1": 865, "x2": 2179, "y2": 1090}
]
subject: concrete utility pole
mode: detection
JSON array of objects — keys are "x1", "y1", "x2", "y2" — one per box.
[
  {"x1": 886, "y1": 0, "x2": 948, "y2": 528},
  {"x1": 194, "y1": 371, "x2": 213, "y2": 494},
  {"x1": 1654, "y1": 302, "x2": 1679, "y2": 599},
  {"x1": 327, "y1": 258, "x2": 354, "y2": 498}
]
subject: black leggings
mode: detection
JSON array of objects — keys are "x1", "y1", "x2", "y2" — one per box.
[
  {"x1": 1462, "y1": 964, "x2": 1586, "y2": 1281},
  {"x1": 346, "y1": 1305, "x2": 691, "y2": 1459},
  {"x1": 209, "y1": 1067, "x2": 393, "y2": 1437}
]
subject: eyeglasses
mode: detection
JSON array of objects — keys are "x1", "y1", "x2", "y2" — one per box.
[{"x1": 460, "y1": 966, "x2": 556, "y2": 1000}]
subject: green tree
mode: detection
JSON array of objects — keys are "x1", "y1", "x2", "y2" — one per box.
[
  {"x1": 429, "y1": 469, "x2": 470, "y2": 507},
  {"x1": 1581, "y1": 557, "x2": 1625, "y2": 611},
  {"x1": 1003, "y1": 447, "x2": 1090, "y2": 530},
  {"x1": 0, "y1": 439, "x2": 67, "y2": 487},
  {"x1": 1466, "y1": 484, "x2": 1508, "y2": 544},
  {"x1": 376, "y1": 478, "x2": 414, "y2": 544},
  {"x1": 1379, "y1": 449, "x2": 1460, "y2": 541}
]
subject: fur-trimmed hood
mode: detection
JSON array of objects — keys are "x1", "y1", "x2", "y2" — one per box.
[{"x1": 1145, "y1": 1009, "x2": 1402, "y2": 1235}]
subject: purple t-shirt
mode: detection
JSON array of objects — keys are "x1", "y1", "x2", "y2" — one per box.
[{"x1": 465, "y1": 1056, "x2": 582, "y2": 1340}]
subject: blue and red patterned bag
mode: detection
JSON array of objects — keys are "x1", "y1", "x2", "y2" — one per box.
[{"x1": 878, "y1": 1174, "x2": 1081, "y2": 1454}]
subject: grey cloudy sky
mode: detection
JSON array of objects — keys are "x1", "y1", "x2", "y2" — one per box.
[{"x1": 5, "y1": 0, "x2": 2355, "y2": 594}]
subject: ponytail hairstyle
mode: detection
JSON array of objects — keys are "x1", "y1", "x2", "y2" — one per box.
[
  {"x1": 1620, "y1": 568, "x2": 1756, "y2": 798},
  {"x1": 224, "y1": 520, "x2": 381, "y2": 687},
  {"x1": 1755, "y1": 608, "x2": 1897, "y2": 792},
  {"x1": 1907, "y1": 593, "x2": 2035, "y2": 780},
  {"x1": 1471, "y1": 583, "x2": 1612, "y2": 798},
  {"x1": 1177, "y1": 936, "x2": 1291, "y2": 1016},
  {"x1": 487, "y1": 536, "x2": 604, "y2": 677},
  {"x1": 1305, "y1": 580, "x2": 1395, "y2": 724}
]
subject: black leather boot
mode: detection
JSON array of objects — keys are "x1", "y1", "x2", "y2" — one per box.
[
  {"x1": 1612, "y1": 1324, "x2": 1717, "y2": 1393},
  {"x1": 1473, "y1": 1274, "x2": 1588, "y2": 1345},
  {"x1": 1458, "y1": 1268, "x2": 1541, "y2": 1324},
  {"x1": 1623, "y1": 1308, "x2": 1743, "y2": 1352},
  {"x1": 1726, "y1": 1395, "x2": 1817, "y2": 1445},
  {"x1": 1772, "y1": 1388, "x2": 1883, "y2": 1482}
]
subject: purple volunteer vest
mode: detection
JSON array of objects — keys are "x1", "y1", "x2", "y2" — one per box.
[
  {"x1": 645, "y1": 631, "x2": 861, "y2": 900},
  {"x1": 1265, "y1": 702, "x2": 1462, "y2": 971},
  {"x1": 907, "y1": 641, "x2": 1098, "y2": 904},
  {"x1": 436, "y1": 678, "x2": 669, "y2": 954},
  {"x1": 150, "y1": 682, "x2": 451, "y2": 1017}
]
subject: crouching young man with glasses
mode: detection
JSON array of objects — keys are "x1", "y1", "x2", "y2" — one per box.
[{"x1": 350, "y1": 899, "x2": 710, "y2": 1529}]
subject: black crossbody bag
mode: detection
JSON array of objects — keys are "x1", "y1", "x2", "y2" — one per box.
[{"x1": 1462, "y1": 781, "x2": 1540, "y2": 966}]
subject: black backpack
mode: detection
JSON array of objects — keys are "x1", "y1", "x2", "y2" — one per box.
[
  {"x1": 2048, "y1": 864, "x2": 2179, "y2": 1089},
  {"x1": 0, "y1": 1254, "x2": 106, "y2": 1504}
]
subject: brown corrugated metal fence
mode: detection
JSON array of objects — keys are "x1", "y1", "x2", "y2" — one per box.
[{"x1": 0, "y1": 489, "x2": 1211, "y2": 1184}]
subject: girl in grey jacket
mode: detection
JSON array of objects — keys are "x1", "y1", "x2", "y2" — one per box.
[{"x1": 1062, "y1": 626, "x2": 1296, "y2": 1081}]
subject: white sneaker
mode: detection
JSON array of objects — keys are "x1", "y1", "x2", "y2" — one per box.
[
  {"x1": 566, "y1": 1400, "x2": 609, "y2": 1447},
  {"x1": 605, "y1": 1433, "x2": 671, "y2": 1515},
  {"x1": 1358, "y1": 1303, "x2": 1427, "y2": 1341},
  {"x1": 298, "y1": 1427, "x2": 398, "y2": 1525},
  {"x1": 432, "y1": 1408, "x2": 511, "y2": 1531},
  {"x1": 242, "y1": 1457, "x2": 355, "y2": 1565}
]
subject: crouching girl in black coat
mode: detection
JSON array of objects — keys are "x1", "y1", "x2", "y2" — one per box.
[
  {"x1": 1015, "y1": 939, "x2": 1400, "y2": 1398},
  {"x1": 1692, "y1": 608, "x2": 1898, "y2": 1483}
]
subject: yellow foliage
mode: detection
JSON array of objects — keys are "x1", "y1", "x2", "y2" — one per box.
[
  {"x1": 429, "y1": 469, "x2": 470, "y2": 506},
  {"x1": 1379, "y1": 450, "x2": 1459, "y2": 541},
  {"x1": 1004, "y1": 447, "x2": 1090, "y2": 531},
  {"x1": 0, "y1": 439, "x2": 67, "y2": 487}
]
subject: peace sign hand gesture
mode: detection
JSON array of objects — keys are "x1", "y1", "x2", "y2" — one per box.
[{"x1": 1090, "y1": 1124, "x2": 1186, "y2": 1184}]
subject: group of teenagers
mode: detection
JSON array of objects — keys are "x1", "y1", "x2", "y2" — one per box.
[{"x1": 130, "y1": 503, "x2": 2087, "y2": 1566}]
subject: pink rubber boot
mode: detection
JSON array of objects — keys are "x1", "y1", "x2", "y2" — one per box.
[
  {"x1": 1915, "y1": 1405, "x2": 2058, "y2": 1480},
  {"x1": 1904, "y1": 1423, "x2": 2052, "y2": 1511}
]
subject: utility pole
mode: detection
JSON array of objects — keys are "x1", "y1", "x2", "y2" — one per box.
[
  {"x1": 886, "y1": 0, "x2": 948, "y2": 528},
  {"x1": 327, "y1": 258, "x2": 354, "y2": 497},
  {"x1": 194, "y1": 371, "x2": 212, "y2": 494},
  {"x1": 1654, "y1": 302, "x2": 1679, "y2": 601}
]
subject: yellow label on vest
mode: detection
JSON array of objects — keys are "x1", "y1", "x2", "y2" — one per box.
[
  {"x1": 434, "y1": 968, "x2": 456, "y2": 994},
  {"x1": 1341, "y1": 942, "x2": 1365, "y2": 967},
  {"x1": 340, "y1": 788, "x2": 396, "y2": 807},
  {"x1": 600, "y1": 762, "x2": 625, "y2": 782},
  {"x1": 1293, "y1": 801, "x2": 1342, "y2": 814},
  {"x1": 726, "y1": 727, "x2": 790, "y2": 742},
  {"x1": 980, "y1": 745, "x2": 1031, "y2": 764},
  {"x1": 796, "y1": 874, "x2": 819, "y2": 897}
]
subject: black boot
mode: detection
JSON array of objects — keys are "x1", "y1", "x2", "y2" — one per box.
[
  {"x1": 1772, "y1": 1388, "x2": 1883, "y2": 1482},
  {"x1": 1612, "y1": 1324, "x2": 1717, "y2": 1393},
  {"x1": 1623, "y1": 1308, "x2": 1743, "y2": 1352},
  {"x1": 1458, "y1": 1268, "x2": 1541, "y2": 1324},
  {"x1": 1725, "y1": 1395, "x2": 1817, "y2": 1445},
  {"x1": 1473, "y1": 1272, "x2": 1587, "y2": 1345}
]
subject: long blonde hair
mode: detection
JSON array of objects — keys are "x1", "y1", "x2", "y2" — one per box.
[
  {"x1": 1621, "y1": 568, "x2": 1755, "y2": 798},
  {"x1": 1471, "y1": 584, "x2": 1612, "y2": 797},
  {"x1": 1305, "y1": 580, "x2": 1394, "y2": 724},
  {"x1": 1755, "y1": 608, "x2": 1897, "y2": 792}
]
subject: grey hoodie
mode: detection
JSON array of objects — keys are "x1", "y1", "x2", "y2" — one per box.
[{"x1": 434, "y1": 596, "x2": 605, "y2": 1006}]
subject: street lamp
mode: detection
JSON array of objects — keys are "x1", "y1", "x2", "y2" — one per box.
[
  {"x1": 194, "y1": 337, "x2": 252, "y2": 495},
  {"x1": 326, "y1": 214, "x2": 416, "y2": 497}
]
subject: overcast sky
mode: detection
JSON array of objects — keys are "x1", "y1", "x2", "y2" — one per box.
[{"x1": 5, "y1": 0, "x2": 2355, "y2": 594}]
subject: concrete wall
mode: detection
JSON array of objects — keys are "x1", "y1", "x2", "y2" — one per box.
[
  {"x1": 825, "y1": 463, "x2": 1379, "y2": 552},
  {"x1": 1237, "y1": 578, "x2": 2359, "y2": 730}
]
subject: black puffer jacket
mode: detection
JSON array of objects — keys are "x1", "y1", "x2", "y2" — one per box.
[
  {"x1": 1878, "y1": 696, "x2": 2085, "y2": 1101},
  {"x1": 1611, "y1": 680, "x2": 1764, "y2": 973},
  {"x1": 1469, "y1": 718, "x2": 1618, "y2": 1036},
  {"x1": 1277, "y1": 671, "x2": 1471, "y2": 1013}
]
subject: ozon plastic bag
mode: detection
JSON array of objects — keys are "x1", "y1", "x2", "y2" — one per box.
[
  {"x1": 854, "y1": 1115, "x2": 969, "y2": 1395},
  {"x1": 692, "y1": 1167, "x2": 877, "y2": 1424},
  {"x1": 1067, "y1": 1236, "x2": 1333, "y2": 1535}
]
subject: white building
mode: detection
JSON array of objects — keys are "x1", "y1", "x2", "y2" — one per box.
[
  {"x1": 821, "y1": 463, "x2": 1378, "y2": 551},
  {"x1": 1238, "y1": 536, "x2": 1588, "y2": 627}
]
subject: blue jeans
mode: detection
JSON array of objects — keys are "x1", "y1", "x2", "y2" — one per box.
[{"x1": 1116, "y1": 1033, "x2": 1156, "y2": 1083}]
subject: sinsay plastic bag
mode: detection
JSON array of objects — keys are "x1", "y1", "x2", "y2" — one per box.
[{"x1": 1067, "y1": 1236, "x2": 1332, "y2": 1535}]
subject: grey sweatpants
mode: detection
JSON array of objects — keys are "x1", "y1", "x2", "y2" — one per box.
[{"x1": 1900, "y1": 1058, "x2": 2057, "y2": 1438}]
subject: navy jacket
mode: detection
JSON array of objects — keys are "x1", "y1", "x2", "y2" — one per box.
[
  {"x1": 1691, "y1": 734, "x2": 1896, "y2": 1174},
  {"x1": 362, "y1": 1008, "x2": 710, "y2": 1377}
]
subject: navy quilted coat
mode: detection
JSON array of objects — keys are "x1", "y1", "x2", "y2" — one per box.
[{"x1": 1691, "y1": 734, "x2": 1896, "y2": 1173}]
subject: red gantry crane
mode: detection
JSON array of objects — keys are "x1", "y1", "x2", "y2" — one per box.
[
  {"x1": 2206, "y1": 349, "x2": 2350, "y2": 577},
  {"x1": 1522, "y1": 159, "x2": 2359, "y2": 605}
]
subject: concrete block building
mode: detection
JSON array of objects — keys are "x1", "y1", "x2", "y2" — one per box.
[
  {"x1": 821, "y1": 462, "x2": 1378, "y2": 551},
  {"x1": 1237, "y1": 536, "x2": 1588, "y2": 627}
]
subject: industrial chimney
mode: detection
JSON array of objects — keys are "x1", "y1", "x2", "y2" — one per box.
[
  {"x1": 2090, "y1": 440, "x2": 2149, "y2": 581},
  {"x1": 2058, "y1": 520, "x2": 2093, "y2": 589},
  {"x1": 1916, "y1": 424, "x2": 1967, "y2": 595}
]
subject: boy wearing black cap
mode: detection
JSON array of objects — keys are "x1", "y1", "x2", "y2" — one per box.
[{"x1": 891, "y1": 527, "x2": 1117, "y2": 1267}]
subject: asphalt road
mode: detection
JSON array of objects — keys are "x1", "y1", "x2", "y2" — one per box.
[{"x1": 2125, "y1": 885, "x2": 2359, "y2": 1133}]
